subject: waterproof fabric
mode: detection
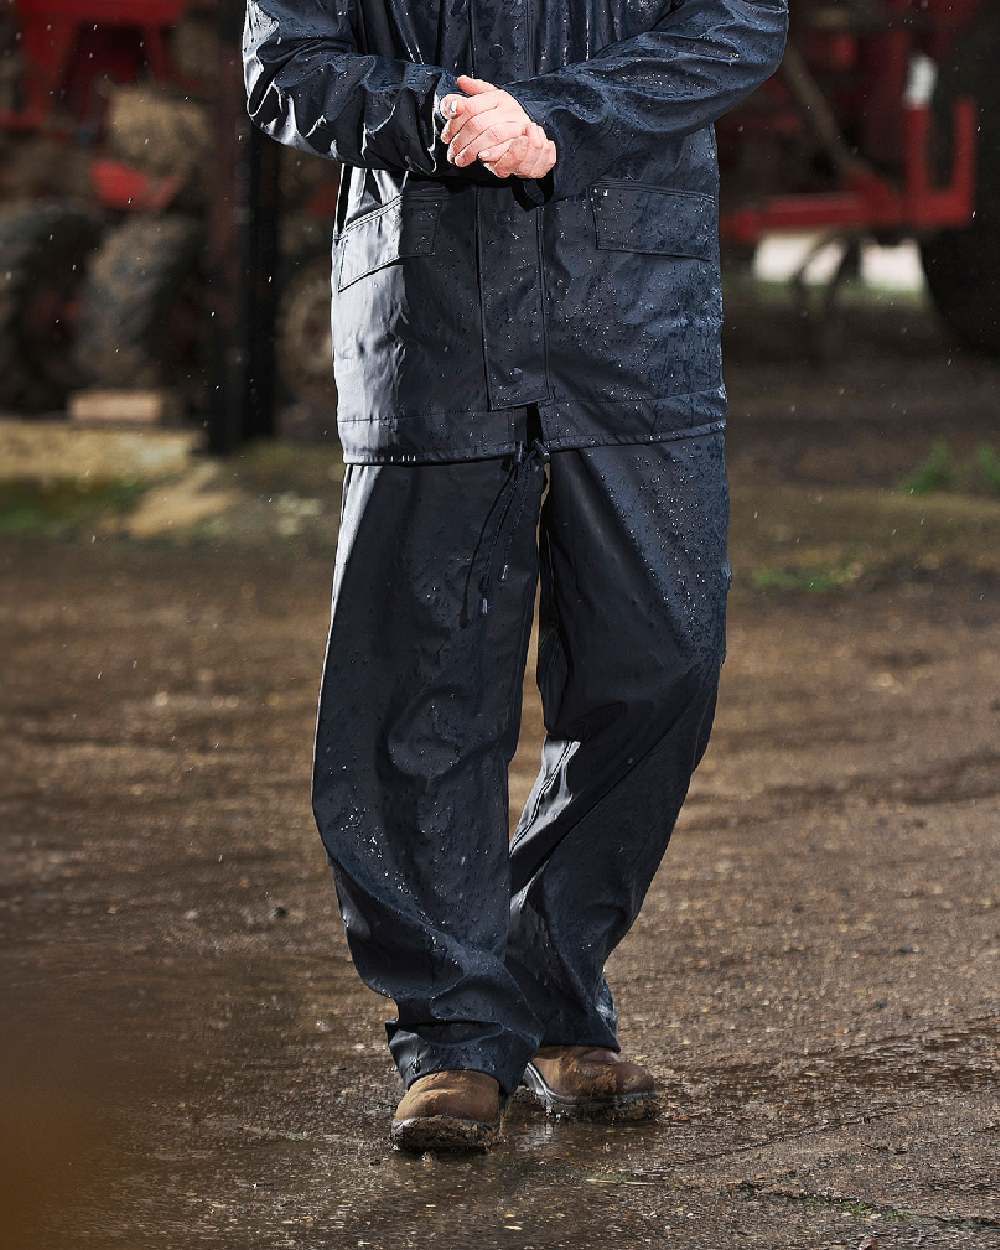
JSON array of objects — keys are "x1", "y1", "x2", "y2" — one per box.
[
  {"x1": 243, "y1": 0, "x2": 788, "y2": 463},
  {"x1": 311, "y1": 409, "x2": 730, "y2": 1094}
]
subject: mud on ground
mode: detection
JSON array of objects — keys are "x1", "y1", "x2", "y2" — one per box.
[{"x1": 1, "y1": 297, "x2": 998, "y2": 1249}]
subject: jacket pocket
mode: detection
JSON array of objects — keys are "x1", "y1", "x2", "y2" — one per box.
[
  {"x1": 589, "y1": 183, "x2": 717, "y2": 261},
  {"x1": 336, "y1": 197, "x2": 442, "y2": 292}
]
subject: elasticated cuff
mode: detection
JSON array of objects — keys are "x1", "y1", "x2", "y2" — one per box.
[{"x1": 386, "y1": 1018, "x2": 541, "y2": 1096}]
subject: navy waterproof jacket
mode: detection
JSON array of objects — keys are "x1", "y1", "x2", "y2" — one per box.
[{"x1": 243, "y1": 0, "x2": 788, "y2": 462}]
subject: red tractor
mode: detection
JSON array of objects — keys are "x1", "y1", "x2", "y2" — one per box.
[
  {"x1": 0, "y1": 0, "x2": 995, "y2": 420},
  {"x1": 0, "y1": 0, "x2": 338, "y2": 414},
  {"x1": 716, "y1": 0, "x2": 996, "y2": 352}
]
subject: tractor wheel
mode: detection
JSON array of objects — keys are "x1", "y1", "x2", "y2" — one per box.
[
  {"x1": 105, "y1": 85, "x2": 212, "y2": 203},
  {"x1": 0, "y1": 201, "x2": 101, "y2": 412},
  {"x1": 919, "y1": 9, "x2": 1000, "y2": 355},
  {"x1": 276, "y1": 245, "x2": 338, "y2": 413},
  {"x1": 75, "y1": 215, "x2": 206, "y2": 402}
]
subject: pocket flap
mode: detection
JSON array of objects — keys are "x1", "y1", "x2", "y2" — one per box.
[
  {"x1": 336, "y1": 198, "x2": 442, "y2": 291},
  {"x1": 590, "y1": 184, "x2": 717, "y2": 260}
]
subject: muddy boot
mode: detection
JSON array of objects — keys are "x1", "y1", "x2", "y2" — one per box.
[
  {"x1": 522, "y1": 1046, "x2": 659, "y2": 1120},
  {"x1": 390, "y1": 1070, "x2": 505, "y2": 1153}
]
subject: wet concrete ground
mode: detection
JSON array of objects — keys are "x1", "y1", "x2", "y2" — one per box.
[{"x1": 2, "y1": 304, "x2": 999, "y2": 1248}]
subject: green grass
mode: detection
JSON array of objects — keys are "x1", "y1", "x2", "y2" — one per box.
[
  {"x1": 976, "y1": 444, "x2": 1000, "y2": 495},
  {"x1": 0, "y1": 478, "x2": 148, "y2": 536},
  {"x1": 900, "y1": 440, "x2": 1000, "y2": 497},
  {"x1": 735, "y1": 482, "x2": 1000, "y2": 595},
  {"x1": 900, "y1": 439, "x2": 955, "y2": 495},
  {"x1": 750, "y1": 562, "x2": 864, "y2": 594}
]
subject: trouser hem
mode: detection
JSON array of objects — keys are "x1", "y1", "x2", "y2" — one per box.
[
  {"x1": 388, "y1": 1027, "x2": 539, "y2": 1097},
  {"x1": 504, "y1": 951, "x2": 620, "y2": 1053}
]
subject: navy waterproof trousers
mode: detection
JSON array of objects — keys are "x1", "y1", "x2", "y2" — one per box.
[{"x1": 312, "y1": 406, "x2": 731, "y2": 1096}]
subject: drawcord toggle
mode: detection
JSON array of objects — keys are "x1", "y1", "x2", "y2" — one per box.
[{"x1": 477, "y1": 437, "x2": 549, "y2": 617}]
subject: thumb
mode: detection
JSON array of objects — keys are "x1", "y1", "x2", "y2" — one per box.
[{"x1": 456, "y1": 74, "x2": 497, "y2": 94}]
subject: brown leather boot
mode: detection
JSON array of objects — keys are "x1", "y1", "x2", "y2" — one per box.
[
  {"x1": 522, "y1": 1046, "x2": 659, "y2": 1120},
  {"x1": 390, "y1": 1070, "x2": 505, "y2": 1152}
]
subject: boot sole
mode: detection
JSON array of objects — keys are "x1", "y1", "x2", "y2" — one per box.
[
  {"x1": 521, "y1": 1063, "x2": 660, "y2": 1122},
  {"x1": 389, "y1": 1113, "x2": 500, "y2": 1154}
]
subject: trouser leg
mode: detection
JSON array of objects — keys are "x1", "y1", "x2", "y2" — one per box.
[
  {"x1": 506, "y1": 432, "x2": 731, "y2": 1049},
  {"x1": 312, "y1": 451, "x2": 546, "y2": 1095}
]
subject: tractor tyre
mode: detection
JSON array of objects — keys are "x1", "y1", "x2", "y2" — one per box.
[
  {"x1": 0, "y1": 201, "x2": 101, "y2": 412},
  {"x1": 276, "y1": 242, "x2": 338, "y2": 414},
  {"x1": 105, "y1": 85, "x2": 212, "y2": 202},
  {"x1": 919, "y1": 9, "x2": 1000, "y2": 355},
  {"x1": 74, "y1": 215, "x2": 206, "y2": 402}
]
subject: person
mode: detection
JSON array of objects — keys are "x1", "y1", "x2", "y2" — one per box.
[{"x1": 243, "y1": 0, "x2": 788, "y2": 1152}]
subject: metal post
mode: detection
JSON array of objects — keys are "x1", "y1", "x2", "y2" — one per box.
[
  {"x1": 207, "y1": 0, "x2": 281, "y2": 453},
  {"x1": 244, "y1": 117, "x2": 282, "y2": 440}
]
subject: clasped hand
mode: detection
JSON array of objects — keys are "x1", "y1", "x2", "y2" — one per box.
[{"x1": 439, "y1": 74, "x2": 557, "y2": 180}]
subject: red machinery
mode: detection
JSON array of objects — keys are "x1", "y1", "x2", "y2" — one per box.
[
  {"x1": 0, "y1": 0, "x2": 337, "y2": 415},
  {"x1": 720, "y1": 0, "x2": 982, "y2": 240},
  {"x1": 1, "y1": 0, "x2": 189, "y2": 132},
  {"x1": 0, "y1": 0, "x2": 995, "y2": 420},
  {"x1": 714, "y1": 0, "x2": 997, "y2": 355},
  {"x1": 0, "y1": 0, "x2": 210, "y2": 409}
]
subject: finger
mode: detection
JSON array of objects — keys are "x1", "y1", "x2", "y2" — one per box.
[
  {"x1": 447, "y1": 108, "x2": 525, "y2": 156},
  {"x1": 440, "y1": 90, "x2": 511, "y2": 144},
  {"x1": 480, "y1": 126, "x2": 544, "y2": 176},
  {"x1": 484, "y1": 135, "x2": 532, "y2": 179},
  {"x1": 521, "y1": 140, "x2": 557, "y2": 179},
  {"x1": 516, "y1": 126, "x2": 546, "y2": 168},
  {"x1": 439, "y1": 88, "x2": 492, "y2": 127},
  {"x1": 438, "y1": 92, "x2": 464, "y2": 121},
  {"x1": 481, "y1": 144, "x2": 517, "y2": 179},
  {"x1": 451, "y1": 118, "x2": 530, "y2": 166},
  {"x1": 492, "y1": 135, "x2": 557, "y2": 180},
  {"x1": 520, "y1": 134, "x2": 557, "y2": 178},
  {"x1": 518, "y1": 138, "x2": 557, "y2": 179},
  {"x1": 477, "y1": 134, "x2": 523, "y2": 167}
]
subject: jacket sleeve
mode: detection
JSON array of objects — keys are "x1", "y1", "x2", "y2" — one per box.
[
  {"x1": 243, "y1": 0, "x2": 473, "y2": 179},
  {"x1": 503, "y1": 0, "x2": 789, "y2": 205}
]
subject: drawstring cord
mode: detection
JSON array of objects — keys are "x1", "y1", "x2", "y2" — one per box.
[{"x1": 473, "y1": 436, "x2": 549, "y2": 619}]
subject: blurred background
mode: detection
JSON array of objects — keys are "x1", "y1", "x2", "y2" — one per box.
[
  {"x1": 1, "y1": 3, "x2": 997, "y2": 1248},
  {"x1": 0, "y1": 0, "x2": 997, "y2": 440}
]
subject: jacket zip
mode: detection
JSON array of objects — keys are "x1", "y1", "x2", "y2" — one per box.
[
  {"x1": 534, "y1": 208, "x2": 552, "y2": 401},
  {"x1": 525, "y1": 0, "x2": 550, "y2": 401},
  {"x1": 467, "y1": 0, "x2": 494, "y2": 405}
]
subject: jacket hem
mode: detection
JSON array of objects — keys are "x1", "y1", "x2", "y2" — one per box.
[{"x1": 338, "y1": 388, "x2": 728, "y2": 464}]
